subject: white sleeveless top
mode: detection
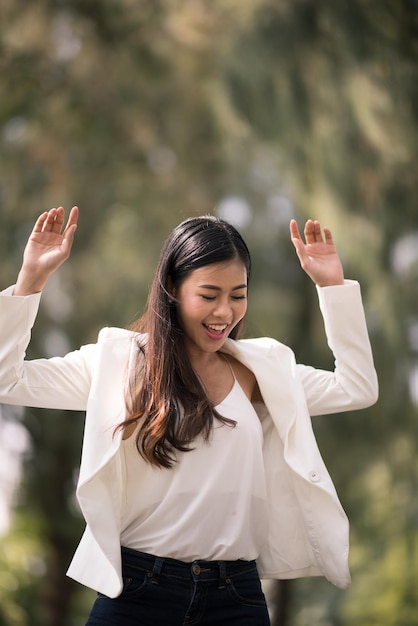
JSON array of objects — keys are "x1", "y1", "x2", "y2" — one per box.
[{"x1": 119, "y1": 377, "x2": 269, "y2": 562}]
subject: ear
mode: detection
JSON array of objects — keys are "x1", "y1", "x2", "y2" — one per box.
[{"x1": 167, "y1": 278, "x2": 177, "y2": 299}]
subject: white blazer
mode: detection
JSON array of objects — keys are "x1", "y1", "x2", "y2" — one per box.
[{"x1": 0, "y1": 281, "x2": 378, "y2": 597}]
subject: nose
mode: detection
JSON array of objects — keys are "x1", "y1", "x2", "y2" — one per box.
[{"x1": 213, "y1": 298, "x2": 232, "y2": 318}]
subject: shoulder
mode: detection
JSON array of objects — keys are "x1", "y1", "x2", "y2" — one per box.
[
  {"x1": 227, "y1": 336, "x2": 293, "y2": 356},
  {"x1": 97, "y1": 327, "x2": 144, "y2": 343},
  {"x1": 94, "y1": 328, "x2": 146, "y2": 361},
  {"x1": 237, "y1": 337, "x2": 281, "y2": 348},
  {"x1": 222, "y1": 336, "x2": 295, "y2": 370},
  {"x1": 223, "y1": 338, "x2": 295, "y2": 402}
]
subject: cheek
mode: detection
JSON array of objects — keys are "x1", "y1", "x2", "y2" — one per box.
[
  {"x1": 236, "y1": 301, "x2": 248, "y2": 320},
  {"x1": 177, "y1": 299, "x2": 206, "y2": 322}
]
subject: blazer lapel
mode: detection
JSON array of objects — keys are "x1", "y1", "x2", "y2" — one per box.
[
  {"x1": 221, "y1": 337, "x2": 298, "y2": 441},
  {"x1": 77, "y1": 328, "x2": 136, "y2": 487}
]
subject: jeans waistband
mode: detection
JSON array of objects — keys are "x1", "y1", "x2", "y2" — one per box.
[{"x1": 121, "y1": 546, "x2": 257, "y2": 583}]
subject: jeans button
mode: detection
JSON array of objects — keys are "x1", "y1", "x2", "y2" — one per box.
[{"x1": 192, "y1": 563, "x2": 201, "y2": 575}]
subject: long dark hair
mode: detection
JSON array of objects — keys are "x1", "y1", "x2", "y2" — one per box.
[{"x1": 120, "y1": 215, "x2": 251, "y2": 468}]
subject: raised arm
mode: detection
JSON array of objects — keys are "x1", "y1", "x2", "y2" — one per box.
[
  {"x1": 290, "y1": 219, "x2": 344, "y2": 287},
  {"x1": 14, "y1": 206, "x2": 79, "y2": 296},
  {"x1": 289, "y1": 218, "x2": 378, "y2": 412}
]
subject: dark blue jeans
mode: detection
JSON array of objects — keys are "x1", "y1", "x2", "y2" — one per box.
[{"x1": 85, "y1": 547, "x2": 271, "y2": 625}]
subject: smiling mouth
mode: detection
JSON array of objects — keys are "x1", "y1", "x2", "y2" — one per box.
[{"x1": 204, "y1": 323, "x2": 228, "y2": 335}]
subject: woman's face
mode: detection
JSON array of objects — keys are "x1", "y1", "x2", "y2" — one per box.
[{"x1": 173, "y1": 259, "x2": 248, "y2": 359}]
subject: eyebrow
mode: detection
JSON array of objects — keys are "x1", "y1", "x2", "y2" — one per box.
[{"x1": 198, "y1": 284, "x2": 247, "y2": 291}]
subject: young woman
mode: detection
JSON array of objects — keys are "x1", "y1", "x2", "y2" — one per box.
[{"x1": 0, "y1": 207, "x2": 378, "y2": 625}]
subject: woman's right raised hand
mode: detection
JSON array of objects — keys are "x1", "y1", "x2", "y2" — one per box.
[{"x1": 14, "y1": 206, "x2": 79, "y2": 296}]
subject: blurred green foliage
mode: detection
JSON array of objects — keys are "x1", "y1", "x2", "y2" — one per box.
[{"x1": 1, "y1": 1, "x2": 417, "y2": 624}]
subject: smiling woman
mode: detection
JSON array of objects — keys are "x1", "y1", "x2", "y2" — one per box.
[
  {"x1": 172, "y1": 260, "x2": 251, "y2": 408},
  {"x1": 0, "y1": 208, "x2": 378, "y2": 625},
  {"x1": 123, "y1": 216, "x2": 254, "y2": 472}
]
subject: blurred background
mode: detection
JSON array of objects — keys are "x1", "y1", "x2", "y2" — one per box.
[{"x1": 0, "y1": 1, "x2": 417, "y2": 624}]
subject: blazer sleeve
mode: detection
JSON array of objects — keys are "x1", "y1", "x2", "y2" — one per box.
[
  {"x1": 297, "y1": 280, "x2": 378, "y2": 416},
  {"x1": 0, "y1": 287, "x2": 96, "y2": 411}
]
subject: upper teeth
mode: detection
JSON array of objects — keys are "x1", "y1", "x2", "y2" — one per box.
[{"x1": 207, "y1": 324, "x2": 227, "y2": 331}]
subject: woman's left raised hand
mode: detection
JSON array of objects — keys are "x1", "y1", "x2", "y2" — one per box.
[{"x1": 290, "y1": 219, "x2": 344, "y2": 287}]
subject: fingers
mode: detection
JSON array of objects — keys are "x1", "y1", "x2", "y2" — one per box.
[
  {"x1": 291, "y1": 219, "x2": 333, "y2": 245},
  {"x1": 33, "y1": 206, "x2": 78, "y2": 234},
  {"x1": 289, "y1": 219, "x2": 307, "y2": 261},
  {"x1": 304, "y1": 220, "x2": 325, "y2": 244},
  {"x1": 37, "y1": 207, "x2": 57, "y2": 232},
  {"x1": 323, "y1": 227, "x2": 334, "y2": 245},
  {"x1": 62, "y1": 207, "x2": 78, "y2": 250},
  {"x1": 63, "y1": 206, "x2": 79, "y2": 234},
  {"x1": 33, "y1": 207, "x2": 63, "y2": 233},
  {"x1": 61, "y1": 228, "x2": 77, "y2": 257},
  {"x1": 33, "y1": 211, "x2": 49, "y2": 233},
  {"x1": 289, "y1": 219, "x2": 302, "y2": 241}
]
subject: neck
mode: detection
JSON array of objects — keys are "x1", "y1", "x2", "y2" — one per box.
[{"x1": 188, "y1": 351, "x2": 222, "y2": 374}]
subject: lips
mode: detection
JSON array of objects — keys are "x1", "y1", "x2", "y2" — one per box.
[
  {"x1": 203, "y1": 323, "x2": 229, "y2": 340},
  {"x1": 205, "y1": 324, "x2": 228, "y2": 332}
]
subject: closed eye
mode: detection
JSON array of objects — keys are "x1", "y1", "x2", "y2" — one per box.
[{"x1": 201, "y1": 294, "x2": 246, "y2": 301}]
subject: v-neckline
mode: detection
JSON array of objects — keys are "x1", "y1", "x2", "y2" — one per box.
[{"x1": 214, "y1": 378, "x2": 238, "y2": 408}]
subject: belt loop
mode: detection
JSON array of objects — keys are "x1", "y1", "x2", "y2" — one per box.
[
  {"x1": 150, "y1": 556, "x2": 164, "y2": 584},
  {"x1": 218, "y1": 561, "x2": 227, "y2": 589}
]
